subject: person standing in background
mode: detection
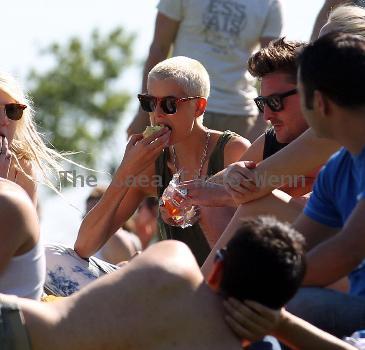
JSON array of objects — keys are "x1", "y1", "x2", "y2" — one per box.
[
  {"x1": 310, "y1": 0, "x2": 365, "y2": 41},
  {"x1": 127, "y1": 0, "x2": 283, "y2": 141}
]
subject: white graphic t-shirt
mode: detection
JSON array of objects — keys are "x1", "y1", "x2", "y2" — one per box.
[{"x1": 158, "y1": 0, "x2": 283, "y2": 116}]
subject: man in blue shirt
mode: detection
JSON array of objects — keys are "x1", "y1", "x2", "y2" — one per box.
[{"x1": 286, "y1": 33, "x2": 365, "y2": 337}]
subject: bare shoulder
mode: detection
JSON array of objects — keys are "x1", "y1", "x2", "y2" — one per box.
[
  {"x1": 0, "y1": 179, "x2": 38, "y2": 240},
  {"x1": 222, "y1": 132, "x2": 251, "y2": 166},
  {"x1": 133, "y1": 241, "x2": 202, "y2": 285},
  {"x1": 0, "y1": 178, "x2": 30, "y2": 205}
]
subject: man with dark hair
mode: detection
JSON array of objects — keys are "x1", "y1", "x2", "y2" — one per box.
[
  {"x1": 246, "y1": 38, "x2": 309, "y2": 163},
  {"x1": 218, "y1": 216, "x2": 305, "y2": 309},
  {"x1": 0, "y1": 213, "x2": 305, "y2": 350},
  {"x1": 282, "y1": 32, "x2": 365, "y2": 337}
]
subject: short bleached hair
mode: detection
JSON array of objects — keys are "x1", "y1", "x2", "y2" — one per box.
[
  {"x1": 327, "y1": 4, "x2": 365, "y2": 37},
  {"x1": 148, "y1": 56, "x2": 210, "y2": 98}
]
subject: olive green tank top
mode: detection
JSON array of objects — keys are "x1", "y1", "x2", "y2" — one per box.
[{"x1": 155, "y1": 130, "x2": 237, "y2": 266}]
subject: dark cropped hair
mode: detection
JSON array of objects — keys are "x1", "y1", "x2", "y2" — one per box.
[
  {"x1": 298, "y1": 32, "x2": 365, "y2": 109},
  {"x1": 248, "y1": 38, "x2": 306, "y2": 84},
  {"x1": 220, "y1": 216, "x2": 306, "y2": 309}
]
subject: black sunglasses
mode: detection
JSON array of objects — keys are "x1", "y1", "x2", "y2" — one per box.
[
  {"x1": 138, "y1": 94, "x2": 202, "y2": 115},
  {"x1": 1, "y1": 103, "x2": 27, "y2": 120},
  {"x1": 254, "y1": 89, "x2": 297, "y2": 113}
]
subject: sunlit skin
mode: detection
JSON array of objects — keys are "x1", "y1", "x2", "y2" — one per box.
[
  {"x1": 261, "y1": 72, "x2": 308, "y2": 143},
  {"x1": 297, "y1": 77, "x2": 330, "y2": 139},
  {"x1": 147, "y1": 77, "x2": 207, "y2": 146},
  {"x1": 75, "y1": 69, "x2": 250, "y2": 258},
  {"x1": 0, "y1": 88, "x2": 37, "y2": 205}
]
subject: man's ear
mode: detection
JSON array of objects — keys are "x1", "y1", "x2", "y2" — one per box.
[
  {"x1": 195, "y1": 98, "x2": 207, "y2": 117},
  {"x1": 314, "y1": 90, "x2": 331, "y2": 118},
  {"x1": 207, "y1": 260, "x2": 223, "y2": 291}
]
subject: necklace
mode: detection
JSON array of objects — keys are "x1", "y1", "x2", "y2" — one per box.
[{"x1": 171, "y1": 129, "x2": 211, "y2": 179}]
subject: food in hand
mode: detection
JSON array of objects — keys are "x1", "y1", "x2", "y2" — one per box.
[{"x1": 143, "y1": 125, "x2": 163, "y2": 138}]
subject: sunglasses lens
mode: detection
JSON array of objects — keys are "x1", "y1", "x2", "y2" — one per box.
[
  {"x1": 161, "y1": 97, "x2": 177, "y2": 114},
  {"x1": 5, "y1": 103, "x2": 26, "y2": 120},
  {"x1": 268, "y1": 96, "x2": 282, "y2": 111},
  {"x1": 138, "y1": 95, "x2": 156, "y2": 113},
  {"x1": 138, "y1": 95, "x2": 179, "y2": 114}
]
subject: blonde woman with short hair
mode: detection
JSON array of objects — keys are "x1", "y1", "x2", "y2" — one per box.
[{"x1": 76, "y1": 56, "x2": 251, "y2": 267}]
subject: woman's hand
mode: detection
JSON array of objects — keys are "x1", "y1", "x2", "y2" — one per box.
[
  {"x1": 223, "y1": 298, "x2": 282, "y2": 342},
  {"x1": 118, "y1": 128, "x2": 170, "y2": 177},
  {"x1": 175, "y1": 180, "x2": 231, "y2": 207},
  {"x1": 159, "y1": 202, "x2": 200, "y2": 227},
  {"x1": 0, "y1": 136, "x2": 12, "y2": 179}
]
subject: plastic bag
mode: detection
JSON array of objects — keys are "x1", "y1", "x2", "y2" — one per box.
[{"x1": 160, "y1": 171, "x2": 199, "y2": 228}]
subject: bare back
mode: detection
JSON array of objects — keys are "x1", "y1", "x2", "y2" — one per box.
[{"x1": 21, "y1": 241, "x2": 241, "y2": 350}]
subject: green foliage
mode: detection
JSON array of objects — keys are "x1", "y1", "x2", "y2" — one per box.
[{"x1": 28, "y1": 27, "x2": 135, "y2": 167}]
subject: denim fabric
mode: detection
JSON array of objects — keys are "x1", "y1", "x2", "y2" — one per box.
[
  {"x1": 0, "y1": 299, "x2": 31, "y2": 350},
  {"x1": 287, "y1": 287, "x2": 365, "y2": 338}
]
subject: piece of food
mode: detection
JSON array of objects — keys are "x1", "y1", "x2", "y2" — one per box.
[{"x1": 143, "y1": 125, "x2": 163, "y2": 138}]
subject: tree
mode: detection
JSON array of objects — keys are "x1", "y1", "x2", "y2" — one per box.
[{"x1": 28, "y1": 27, "x2": 135, "y2": 167}]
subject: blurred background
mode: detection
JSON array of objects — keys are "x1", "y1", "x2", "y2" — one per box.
[{"x1": 2, "y1": 0, "x2": 323, "y2": 246}]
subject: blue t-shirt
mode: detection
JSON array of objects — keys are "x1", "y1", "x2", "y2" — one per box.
[{"x1": 304, "y1": 146, "x2": 365, "y2": 296}]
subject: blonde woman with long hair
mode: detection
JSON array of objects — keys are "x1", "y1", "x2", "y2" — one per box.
[
  {"x1": 0, "y1": 71, "x2": 68, "y2": 205},
  {"x1": 0, "y1": 71, "x2": 72, "y2": 300}
]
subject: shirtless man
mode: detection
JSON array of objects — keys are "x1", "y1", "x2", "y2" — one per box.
[{"x1": 1, "y1": 200, "x2": 305, "y2": 350}]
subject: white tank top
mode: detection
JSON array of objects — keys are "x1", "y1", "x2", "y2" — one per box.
[{"x1": 0, "y1": 240, "x2": 46, "y2": 300}]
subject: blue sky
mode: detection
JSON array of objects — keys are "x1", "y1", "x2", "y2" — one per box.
[{"x1": 2, "y1": 0, "x2": 325, "y2": 244}]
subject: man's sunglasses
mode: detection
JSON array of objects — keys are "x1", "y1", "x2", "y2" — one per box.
[
  {"x1": 254, "y1": 89, "x2": 297, "y2": 113},
  {"x1": 138, "y1": 94, "x2": 203, "y2": 115},
  {"x1": 1, "y1": 103, "x2": 27, "y2": 120}
]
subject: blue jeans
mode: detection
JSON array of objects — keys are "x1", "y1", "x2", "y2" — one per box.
[
  {"x1": 0, "y1": 297, "x2": 31, "y2": 350},
  {"x1": 287, "y1": 287, "x2": 365, "y2": 338}
]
